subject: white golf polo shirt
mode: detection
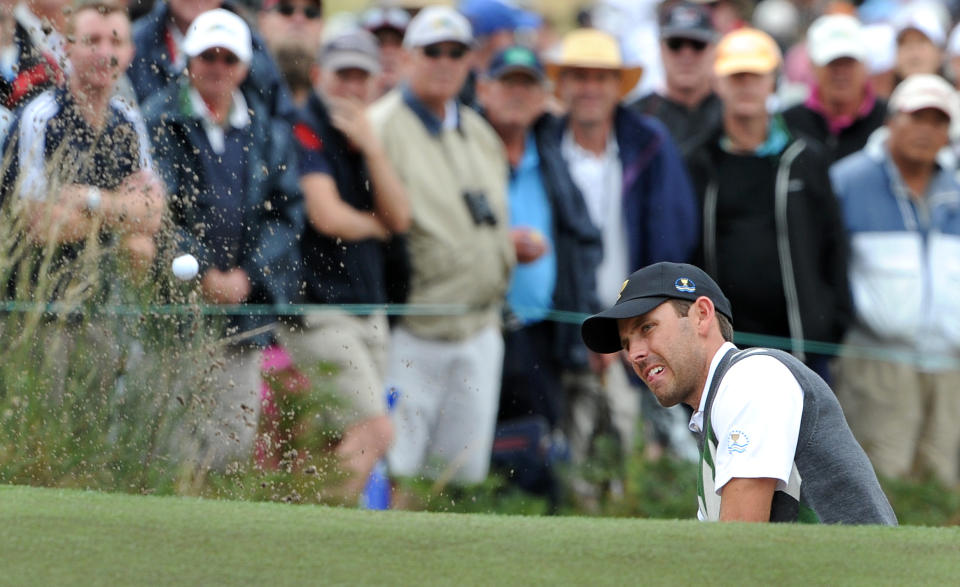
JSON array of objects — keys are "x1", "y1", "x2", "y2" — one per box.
[{"x1": 690, "y1": 343, "x2": 804, "y2": 507}]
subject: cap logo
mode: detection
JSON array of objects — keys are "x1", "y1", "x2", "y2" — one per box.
[
  {"x1": 504, "y1": 46, "x2": 535, "y2": 66},
  {"x1": 617, "y1": 279, "x2": 629, "y2": 300},
  {"x1": 675, "y1": 278, "x2": 696, "y2": 293},
  {"x1": 673, "y1": 7, "x2": 700, "y2": 27},
  {"x1": 432, "y1": 16, "x2": 455, "y2": 31}
]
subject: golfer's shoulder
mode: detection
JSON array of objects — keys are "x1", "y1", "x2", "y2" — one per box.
[{"x1": 721, "y1": 350, "x2": 801, "y2": 398}]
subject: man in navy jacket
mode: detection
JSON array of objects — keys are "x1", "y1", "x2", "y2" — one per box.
[
  {"x1": 547, "y1": 28, "x2": 699, "y2": 493},
  {"x1": 142, "y1": 9, "x2": 303, "y2": 472}
]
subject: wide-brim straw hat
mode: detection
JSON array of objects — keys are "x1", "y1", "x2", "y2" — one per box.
[{"x1": 545, "y1": 28, "x2": 643, "y2": 98}]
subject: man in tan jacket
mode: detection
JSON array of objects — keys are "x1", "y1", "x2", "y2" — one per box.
[{"x1": 369, "y1": 6, "x2": 515, "y2": 485}]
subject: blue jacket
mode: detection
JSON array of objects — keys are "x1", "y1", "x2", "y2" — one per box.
[
  {"x1": 555, "y1": 105, "x2": 700, "y2": 272},
  {"x1": 142, "y1": 82, "x2": 304, "y2": 346},
  {"x1": 532, "y1": 113, "x2": 603, "y2": 367},
  {"x1": 129, "y1": 1, "x2": 295, "y2": 123}
]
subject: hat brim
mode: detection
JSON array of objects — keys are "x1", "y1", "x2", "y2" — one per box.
[
  {"x1": 898, "y1": 101, "x2": 954, "y2": 120},
  {"x1": 545, "y1": 63, "x2": 644, "y2": 98},
  {"x1": 323, "y1": 52, "x2": 381, "y2": 75},
  {"x1": 490, "y1": 64, "x2": 545, "y2": 82},
  {"x1": 184, "y1": 33, "x2": 252, "y2": 65},
  {"x1": 810, "y1": 42, "x2": 866, "y2": 67},
  {"x1": 581, "y1": 296, "x2": 670, "y2": 354},
  {"x1": 661, "y1": 28, "x2": 717, "y2": 44},
  {"x1": 714, "y1": 56, "x2": 779, "y2": 77}
]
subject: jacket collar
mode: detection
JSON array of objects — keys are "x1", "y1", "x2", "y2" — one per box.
[
  {"x1": 401, "y1": 84, "x2": 461, "y2": 136},
  {"x1": 804, "y1": 83, "x2": 877, "y2": 136}
]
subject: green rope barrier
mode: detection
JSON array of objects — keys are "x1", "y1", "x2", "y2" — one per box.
[{"x1": 1, "y1": 300, "x2": 958, "y2": 368}]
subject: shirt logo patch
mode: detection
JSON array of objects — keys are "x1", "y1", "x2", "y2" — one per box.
[
  {"x1": 675, "y1": 278, "x2": 696, "y2": 293},
  {"x1": 728, "y1": 430, "x2": 750, "y2": 454},
  {"x1": 292, "y1": 122, "x2": 323, "y2": 151}
]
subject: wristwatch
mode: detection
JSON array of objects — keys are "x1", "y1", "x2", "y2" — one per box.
[{"x1": 86, "y1": 187, "x2": 102, "y2": 212}]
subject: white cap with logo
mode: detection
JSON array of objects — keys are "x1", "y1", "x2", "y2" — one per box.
[
  {"x1": 183, "y1": 9, "x2": 253, "y2": 65},
  {"x1": 889, "y1": 74, "x2": 959, "y2": 121},
  {"x1": 402, "y1": 6, "x2": 473, "y2": 49},
  {"x1": 807, "y1": 14, "x2": 866, "y2": 67}
]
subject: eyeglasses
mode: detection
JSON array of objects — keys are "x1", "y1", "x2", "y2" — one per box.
[
  {"x1": 198, "y1": 50, "x2": 241, "y2": 65},
  {"x1": 422, "y1": 44, "x2": 468, "y2": 60},
  {"x1": 665, "y1": 37, "x2": 708, "y2": 53},
  {"x1": 275, "y1": 3, "x2": 322, "y2": 19}
]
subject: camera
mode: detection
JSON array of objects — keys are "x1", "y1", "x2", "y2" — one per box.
[{"x1": 463, "y1": 190, "x2": 498, "y2": 226}]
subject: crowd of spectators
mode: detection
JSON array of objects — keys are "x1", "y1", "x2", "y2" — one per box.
[{"x1": 3, "y1": 0, "x2": 960, "y2": 508}]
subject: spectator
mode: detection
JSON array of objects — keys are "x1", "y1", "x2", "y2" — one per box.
[
  {"x1": 863, "y1": 23, "x2": 897, "y2": 101},
  {"x1": 142, "y1": 9, "x2": 303, "y2": 471},
  {"x1": 0, "y1": 0, "x2": 163, "y2": 393},
  {"x1": 2, "y1": 0, "x2": 163, "y2": 275},
  {"x1": 128, "y1": 0, "x2": 295, "y2": 122},
  {"x1": 14, "y1": 0, "x2": 68, "y2": 68},
  {"x1": 782, "y1": 14, "x2": 887, "y2": 164},
  {"x1": 368, "y1": 6, "x2": 515, "y2": 485},
  {"x1": 830, "y1": 74, "x2": 960, "y2": 487},
  {"x1": 547, "y1": 28, "x2": 699, "y2": 491},
  {"x1": 948, "y1": 23, "x2": 960, "y2": 91},
  {"x1": 476, "y1": 45, "x2": 601, "y2": 472},
  {"x1": 458, "y1": 0, "x2": 531, "y2": 109},
  {"x1": 685, "y1": 28, "x2": 851, "y2": 379},
  {"x1": 271, "y1": 43, "x2": 313, "y2": 108},
  {"x1": 1, "y1": 0, "x2": 64, "y2": 109},
  {"x1": 278, "y1": 29, "x2": 407, "y2": 498},
  {"x1": 257, "y1": 0, "x2": 324, "y2": 57},
  {"x1": 631, "y1": 1, "x2": 721, "y2": 158},
  {"x1": 893, "y1": 6, "x2": 946, "y2": 80},
  {"x1": 590, "y1": 0, "x2": 663, "y2": 100},
  {"x1": 359, "y1": 3, "x2": 409, "y2": 97}
]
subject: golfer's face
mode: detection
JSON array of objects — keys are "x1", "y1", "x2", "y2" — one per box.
[{"x1": 618, "y1": 302, "x2": 703, "y2": 408}]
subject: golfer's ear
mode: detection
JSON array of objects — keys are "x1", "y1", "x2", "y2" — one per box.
[{"x1": 693, "y1": 296, "x2": 716, "y2": 334}]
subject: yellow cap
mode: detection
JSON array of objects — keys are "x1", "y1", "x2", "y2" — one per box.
[
  {"x1": 545, "y1": 28, "x2": 643, "y2": 98},
  {"x1": 714, "y1": 28, "x2": 782, "y2": 76}
]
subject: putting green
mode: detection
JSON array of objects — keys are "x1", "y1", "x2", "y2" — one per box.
[{"x1": 0, "y1": 485, "x2": 956, "y2": 585}]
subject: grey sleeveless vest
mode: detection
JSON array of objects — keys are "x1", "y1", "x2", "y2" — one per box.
[{"x1": 697, "y1": 347, "x2": 898, "y2": 525}]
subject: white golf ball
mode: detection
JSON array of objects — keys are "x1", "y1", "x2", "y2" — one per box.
[{"x1": 172, "y1": 254, "x2": 199, "y2": 281}]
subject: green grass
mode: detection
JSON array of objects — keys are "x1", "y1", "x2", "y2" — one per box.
[{"x1": 1, "y1": 485, "x2": 957, "y2": 585}]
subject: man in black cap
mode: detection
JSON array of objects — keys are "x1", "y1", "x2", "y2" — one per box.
[
  {"x1": 581, "y1": 262, "x2": 897, "y2": 525},
  {"x1": 630, "y1": 1, "x2": 721, "y2": 156}
]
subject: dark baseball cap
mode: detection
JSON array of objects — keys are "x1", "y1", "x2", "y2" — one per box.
[
  {"x1": 488, "y1": 45, "x2": 545, "y2": 81},
  {"x1": 320, "y1": 29, "x2": 381, "y2": 75},
  {"x1": 660, "y1": 1, "x2": 716, "y2": 43},
  {"x1": 581, "y1": 262, "x2": 733, "y2": 354}
]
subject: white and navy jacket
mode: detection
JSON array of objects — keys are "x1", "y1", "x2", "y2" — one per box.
[{"x1": 830, "y1": 138, "x2": 960, "y2": 370}]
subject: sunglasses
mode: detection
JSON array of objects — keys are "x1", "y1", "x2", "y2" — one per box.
[
  {"x1": 665, "y1": 37, "x2": 708, "y2": 52},
  {"x1": 198, "y1": 50, "x2": 240, "y2": 65},
  {"x1": 423, "y1": 44, "x2": 468, "y2": 60},
  {"x1": 275, "y1": 3, "x2": 322, "y2": 19}
]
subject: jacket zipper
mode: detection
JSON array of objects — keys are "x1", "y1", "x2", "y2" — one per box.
[{"x1": 775, "y1": 140, "x2": 807, "y2": 361}]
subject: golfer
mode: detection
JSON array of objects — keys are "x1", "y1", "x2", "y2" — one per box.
[{"x1": 581, "y1": 262, "x2": 897, "y2": 524}]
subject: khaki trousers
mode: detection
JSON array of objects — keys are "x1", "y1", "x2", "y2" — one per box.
[{"x1": 834, "y1": 355, "x2": 960, "y2": 486}]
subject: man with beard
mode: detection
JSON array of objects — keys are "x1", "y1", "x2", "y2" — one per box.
[{"x1": 580, "y1": 262, "x2": 897, "y2": 524}]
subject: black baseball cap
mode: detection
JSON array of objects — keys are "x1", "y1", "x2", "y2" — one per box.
[
  {"x1": 660, "y1": 1, "x2": 716, "y2": 43},
  {"x1": 487, "y1": 45, "x2": 545, "y2": 82},
  {"x1": 581, "y1": 262, "x2": 733, "y2": 354}
]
